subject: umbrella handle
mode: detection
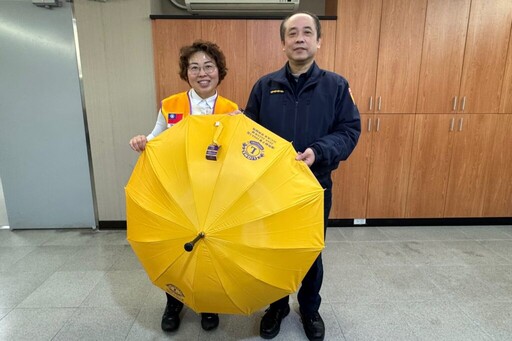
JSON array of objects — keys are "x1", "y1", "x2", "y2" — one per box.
[
  {"x1": 184, "y1": 232, "x2": 205, "y2": 252},
  {"x1": 212, "y1": 121, "x2": 223, "y2": 145}
]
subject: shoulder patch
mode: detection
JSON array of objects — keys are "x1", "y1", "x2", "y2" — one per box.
[{"x1": 348, "y1": 87, "x2": 356, "y2": 104}]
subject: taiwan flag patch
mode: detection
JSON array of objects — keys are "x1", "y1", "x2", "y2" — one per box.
[{"x1": 167, "y1": 113, "x2": 183, "y2": 127}]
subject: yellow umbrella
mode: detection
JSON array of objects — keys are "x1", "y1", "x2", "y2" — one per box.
[{"x1": 126, "y1": 114, "x2": 324, "y2": 315}]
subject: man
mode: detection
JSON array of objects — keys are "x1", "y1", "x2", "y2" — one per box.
[{"x1": 244, "y1": 11, "x2": 361, "y2": 341}]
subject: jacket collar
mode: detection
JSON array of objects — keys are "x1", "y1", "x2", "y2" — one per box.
[{"x1": 270, "y1": 61, "x2": 321, "y2": 83}]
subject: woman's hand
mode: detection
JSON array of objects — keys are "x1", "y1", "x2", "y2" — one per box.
[{"x1": 129, "y1": 135, "x2": 148, "y2": 152}]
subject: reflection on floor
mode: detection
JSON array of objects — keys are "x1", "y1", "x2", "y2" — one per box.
[{"x1": 1, "y1": 225, "x2": 512, "y2": 340}]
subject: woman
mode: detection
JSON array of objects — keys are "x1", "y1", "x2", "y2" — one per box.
[{"x1": 129, "y1": 40, "x2": 238, "y2": 333}]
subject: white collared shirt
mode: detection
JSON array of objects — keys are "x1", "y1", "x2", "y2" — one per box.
[{"x1": 147, "y1": 89, "x2": 218, "y2": 140}]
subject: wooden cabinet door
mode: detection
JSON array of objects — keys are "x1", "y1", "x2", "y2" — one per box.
[
  {"x1": 335, "y1": 0, "x2": 382, "y2": 114},
  {"x1": 500, "y1": 24, "x2": 512, "y2": 114},
  {"x1": 482, "y1": 114, "x2": 512, "y2": 216},
  {"x1": 330, "y1": 114, "x2": 372, "y2": 219},
  {"x1": 366, "y1": 114, "x2": 415, "y2": 218},
  {"x1": 444, "y1": 114, "x2": 498, "y2": 217},
  {"x1": 416, "y1": 0, "x2": 470, "y2": 114},
  {"x1": 375, "y1": 0, "x2": 427, "y2": 113},
  {"x1": 405, "y1": 115, "x2": 455, "y2": 217},
  {"x1": 458, "y1": 0, "x2": 512, "y2": 113}
]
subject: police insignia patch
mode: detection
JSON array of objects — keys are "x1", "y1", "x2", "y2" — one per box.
[{"x1": 348, "y1": 88, "x2": 356, "y2": 104}]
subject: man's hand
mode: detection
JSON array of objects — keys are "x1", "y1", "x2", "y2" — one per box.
[
  {"x1": 227, "y1": 108, "x2": 244, "y2": 116},
  {"x1": 129, "y1": 135, "x2": 148, "y2": 152},
  {"x1": 296, "y1": 147, "x2": 315, "y2": 167}
]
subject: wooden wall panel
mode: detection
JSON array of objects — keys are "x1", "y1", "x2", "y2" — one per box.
[
  {"x1": 246, "y1": 20, "x2": 287, "y2": 104},
  {"x1": 152, "y1": 20, "x2": 201, "y2": 105},
  {"x1": 201, "y1": 20, "x2": 247, "y2": 107},
  {"x1": 500, "y1": 24, "x2": 512, "y2": 114},
  {"x1": 316, "y1": 20, "x2": 336, "y2": 71}
]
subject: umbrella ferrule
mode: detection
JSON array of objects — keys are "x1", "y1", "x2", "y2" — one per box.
[{"x1": 184, "y1": 232, "x2": 205, "y2": 252}]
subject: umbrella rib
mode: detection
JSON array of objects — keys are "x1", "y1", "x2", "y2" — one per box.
[
  {"x1": 206, "y1": 143, "x2": 296, "y2": 230},
  {"x1": 145, "y1": 148, "x2": 196, "y2": 231},
  {"x1": 201, "y1": 116, "x2": 240, "y2": 230},
  {"x1": 208, "y1": 169, "x2": 322, "y2": 232}
]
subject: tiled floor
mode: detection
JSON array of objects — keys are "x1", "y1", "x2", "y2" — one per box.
[{"x1": 1, "y1": 225, "x2": 512, "y2": 340}]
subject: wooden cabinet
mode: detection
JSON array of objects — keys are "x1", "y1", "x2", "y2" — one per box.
[
  {"x1": 459, "y1": 0, "x2": 512, "y2": 113},
  {"x1": 416, "y1": 0, "x2": 470, "y2": 114},
  {"x1": 331, "y1": 114, "x2": 414, "y2": 219},
  {"x1": 406, "y1": 115, "x2": 455, "y2": 217},
  {"x1": 335, "y1": 0, "x2": 381, "y2": 114},
  {"x1": 366, "y1": 115, "x2": 415, "y2": 218},
  {"x1": 335, "y1": 0, "x2": 427, "y2": 114},
  {"x1": 501, "y1": 25, "x2": 512, "y2": 114},
  {"x1": 444, "y1": 114, "x2": 498, "y2": 216},
  {"x1": 406, "y1": 114, "x2": 499, "y2": 218},
  {"x1": 331, "y1": 114, "x2": 372, "y2": 218},
  {"x1": 482, "y1": 114, "x2": 512, "y2": 216},
  {"x1": 149, "y1": 6, "x2": 512, "y2": 220},
  {"x1": 417, "y1": 0, "x2": 512, "y2": 114},
  {"x1": 375, "y1": 0, "x2": 427, "y2": 113}
]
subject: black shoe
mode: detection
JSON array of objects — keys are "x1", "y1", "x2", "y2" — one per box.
[
  {"x1": 201, "y1": 313, "x2": 219, "y2": 331},
  {"x1": 161, "y1": 301, "x2": 184, "y2": 332},
  {"x1": 260, "y1": 305, "x2": 290, "y2": 339},
  {"x1": 300, "y1": 310, "x2": 325, "y2": 341}
]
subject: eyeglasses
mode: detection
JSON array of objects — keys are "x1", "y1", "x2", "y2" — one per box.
[{"x1": 188, "y1": 64, "x2": 217, "y2": 75}]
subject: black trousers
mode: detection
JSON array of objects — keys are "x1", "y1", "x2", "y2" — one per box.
[{"x1": 270, "y1": 184, "x2": 332, "y2": 315}]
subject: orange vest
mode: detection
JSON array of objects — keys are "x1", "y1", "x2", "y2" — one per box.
[{"x1": 160, "y1": 91, "x2": 238, "y2": 120}]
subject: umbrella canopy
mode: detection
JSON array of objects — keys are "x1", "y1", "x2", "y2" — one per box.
[{"x1": 126, "y1": 114, "x2": 324, "y2": 315}]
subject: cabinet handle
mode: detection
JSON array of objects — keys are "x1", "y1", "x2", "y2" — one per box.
[
  {"x1": 449, "y1": 118, "x2": 455, "y2": 131},
  {"x1": 369, "y1": 96, "x2": 373, "y2": 111},
  {"x1": 452, "y1": 96, "x2": 458, "y2": 111},
  {"x1": 458, "y1": 117, "x2": 464, "y2": 131},
  {"x1": 367, "y1": 118, "x2": 372, "y2": 132},
  {"x1": 377, "y1": 96, "x2": 382, "y2": 111},
  {"x1": 376, "y1": 117, "x2": 380, "y2": 132},
  {"x1": 461, "y1": 96, "x2": 466, "y2": 112}
]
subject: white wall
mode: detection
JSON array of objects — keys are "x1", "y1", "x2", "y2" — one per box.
[{"x1": 74, "y1": 0, "x2": 157, "y2": 221}]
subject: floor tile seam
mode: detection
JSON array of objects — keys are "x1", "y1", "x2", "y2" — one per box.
[
  {"x1": 365, "y1": 264, "x2": 445, "y2": 297},
  {"x1": 449, "y1": 302, "x2": 500, "y2": 340},
  {"x1": 71, "y1": 270, "x2": 110, "y2": 308},
  {"x1": 392, "y1": 301, "x2": 491, "y2": 341},
  {"x1": 48, "y1": 307, "x2": 81, "y2": 341},
  {"x1": 122, "y1": 307, "x2": 142, "y2": 341},
  {"x1": 325, "y1": 303, "x2": 348, "y2": 341},
  {"x1": 0, "y1": 307, "x2": 13, "y2": 322},
  {"x1": 473, "y1": 240, "x2": 512, "y2": 263}
]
